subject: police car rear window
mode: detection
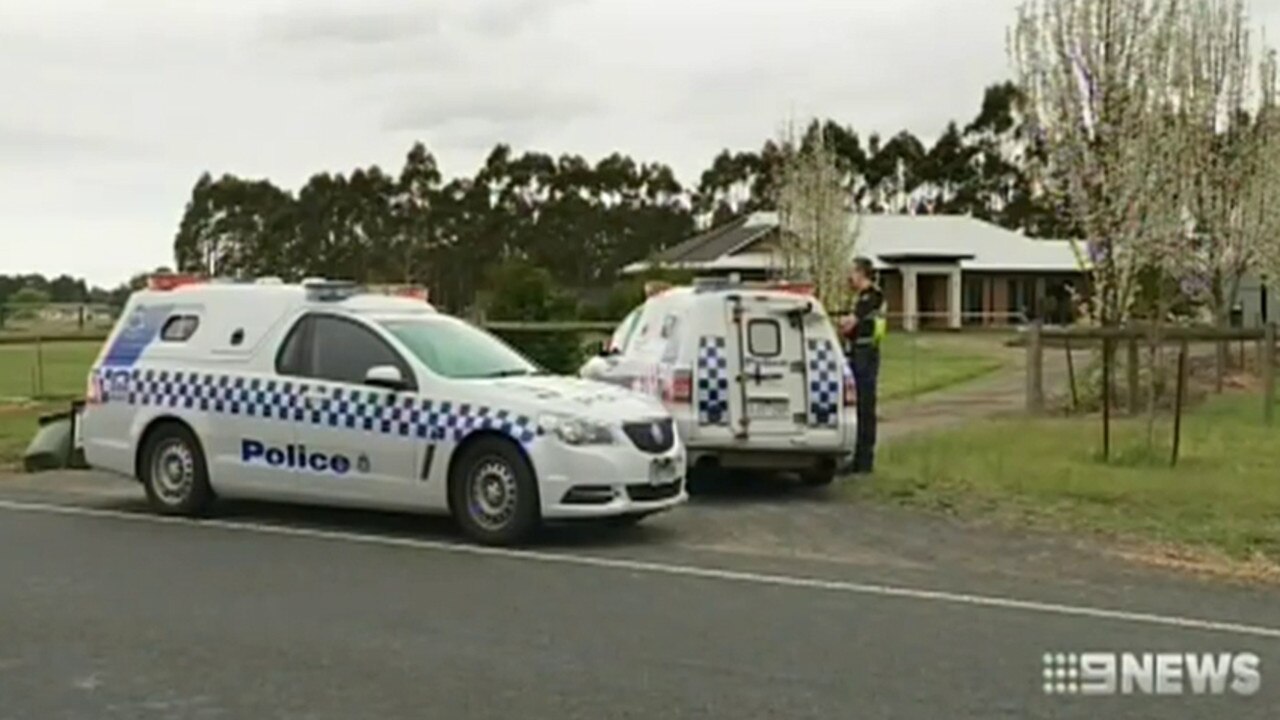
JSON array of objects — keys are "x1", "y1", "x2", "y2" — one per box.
[
  {"x1": 747, "y1": 319, "x2": 781, "y2": 357},
  {"x1": 160, "y1": 314, "x2": 199, "y2": 342}
]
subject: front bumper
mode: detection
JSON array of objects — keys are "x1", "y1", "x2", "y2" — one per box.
[{"x1": 530, "y1": 436, "x2": 688, "y2": 519}]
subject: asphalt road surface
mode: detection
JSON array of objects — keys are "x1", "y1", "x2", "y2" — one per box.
[{"x1": 3, "y1": 472, "x2": 1279, "y2": 719}]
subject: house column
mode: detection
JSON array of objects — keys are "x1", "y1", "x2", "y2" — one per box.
[
  {"x1": 1035, "y1": 276, "x2": 1047, "y2": 322},
  {"x1": 949, "y1": 267, "x2": 963, "y2": 329},
  {"x1": 903, "y1": 266, "x2": 919, "y2": 332}
]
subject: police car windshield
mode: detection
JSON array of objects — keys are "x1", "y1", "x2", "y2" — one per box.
[{"x1": 379, "y1": 317, "x2": 541, "y2": 379}]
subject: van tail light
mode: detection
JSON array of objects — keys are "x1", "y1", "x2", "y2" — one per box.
[
  {"x1": 85, "y1": 372, "x2": 102, "y2": 405},
  {"x1": 666, "y1": 369, "x2": 693, "y2": 404},
  {"x1": 843, "y1": 377, "x2": 857, "y2": 407}
]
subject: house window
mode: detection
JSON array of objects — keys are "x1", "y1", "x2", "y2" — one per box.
[
  {"x1": 962, "y1": 279, "x2": 984, "y2": 326},
  {"x1": 1007, "y1": 279, "x2": 1032, "y2": 320}
]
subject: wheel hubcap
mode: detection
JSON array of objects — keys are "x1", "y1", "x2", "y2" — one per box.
[
  {"x1": 468, "y1": 459, "x2": 517, "y2": 531},
  {"x1": 150, "y1": 440, "x2": 195, "y2": 504}
]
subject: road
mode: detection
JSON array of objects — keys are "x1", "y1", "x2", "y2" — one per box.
[{"x1": 2, "y1": 472, "x2": 1279, "y2": 719}]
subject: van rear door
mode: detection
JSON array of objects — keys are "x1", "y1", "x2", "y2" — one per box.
[{"x1": 723, "y1": 294, "x2": 813, "y2": 437}]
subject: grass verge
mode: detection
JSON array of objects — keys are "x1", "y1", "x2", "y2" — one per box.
[
  {"x1": 878, "y1": 334, "x2": 1008, "y2": 401},
  {"x1": 0, "y1": 341, "x2": 100, "y2": 401},
  {"x1": 849, "y1": 393, "x2": 1280, "y2": 574},
  {"x1": 0, "y1": 402, "x2": 63, "y2": 470}
]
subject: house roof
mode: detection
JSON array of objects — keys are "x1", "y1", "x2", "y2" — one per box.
[
  {"x1": 649, "y1": 214, "x2": 776, "y2": 264},
  {"x1": 629, "y1": 212, "x2": 1083, "y2": 274}
]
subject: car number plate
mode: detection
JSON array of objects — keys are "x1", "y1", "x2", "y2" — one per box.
[{"x1": 747, "y1": 399, "x2": 790, "y2": 420}]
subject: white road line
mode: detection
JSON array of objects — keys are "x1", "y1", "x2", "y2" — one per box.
[{"x1": 2, "y1": 498, "x2": 1279, "y2": 640}]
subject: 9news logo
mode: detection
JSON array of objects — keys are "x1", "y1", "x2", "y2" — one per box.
[{"x1": 1042, "y1": 651, "x2": 1260, "y2": 696}]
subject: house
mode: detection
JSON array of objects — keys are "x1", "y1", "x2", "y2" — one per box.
[
  {"x1": 1238, "y1": 274, "x2": 1277, "y2": 328},
  {"x1": 623, "y1": 212, "x2": 1086, "y2": 331}
]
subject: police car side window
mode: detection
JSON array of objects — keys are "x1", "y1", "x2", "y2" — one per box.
[
  {"x1": 611, "y1": 306, "x2": 642, "y2": 354},
  {"x1": 275, "y1": 317, "x2": 311, "y2": 376},
  {"x1": 309, "y1": 315, "x2": 415, "y2": 389},
  {"x1": 160, "y1": 314, "x2": 199, "y2": 342}
]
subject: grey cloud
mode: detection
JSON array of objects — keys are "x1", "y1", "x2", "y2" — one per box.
[
  {"x1": 383, "y1": 86, "x2": 602, "y2": 137},
  {"x1": 260, "y1": 8, "x2": 441, "y2": 46},
  {"x1": 0, "y1": 122, "x2": 147, "y2": 163},
  {"x1": 456, "y1": 0, "x2": 589, "y2": 38}
]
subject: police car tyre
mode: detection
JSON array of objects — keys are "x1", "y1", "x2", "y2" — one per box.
[
  {"x1": 449, "y1": 438, "x2": 541, "y2": 546},
  {"x1": 140, "y1": 422, "x2": 214, "y2": 515}
]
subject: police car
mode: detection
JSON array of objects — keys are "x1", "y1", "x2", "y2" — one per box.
[
  {"x1": 579, "y1": 279, "x2": 855, "y2": 486},
  {"x1": 81, "y1": 275, "x2": 686, "y2": 545}
]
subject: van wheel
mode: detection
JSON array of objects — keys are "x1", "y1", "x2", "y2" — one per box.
[
  {"x1": 140, "y1": 423, "x2": 213, "y2": 515},
  {"x1": 801, "y1": 467, "x2": 836, "y2": 487},
  {"x1": 450, "y1": 438, "x2": 541, "y2": 546}
]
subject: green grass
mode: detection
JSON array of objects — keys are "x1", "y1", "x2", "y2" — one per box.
[
  {"x1": 878, "y1": 334, "x2": 1009, "y2": 401},
  {"x1": 0, "y1": 403, "x2": 62, "y2": 469},
  {"x1": 0, "y1": 341, "x2": 100, "y2": 401},
  {"x1": 851, "y1": 393, "x2": 1280, "y2": 564}
]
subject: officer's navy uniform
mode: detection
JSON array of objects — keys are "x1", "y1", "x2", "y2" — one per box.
[{"x1": 842, "y1": 285, "x2": 884, "y2": 473}]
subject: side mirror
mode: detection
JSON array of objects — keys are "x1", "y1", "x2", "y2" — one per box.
[
  {"x1": 595, "y1": 341, "x2": 615, "y2": 358},
  {"x1": 365, "y1": 364, "x2": 407, "y2": 390}
]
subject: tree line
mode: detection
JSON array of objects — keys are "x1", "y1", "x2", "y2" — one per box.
[
  {"x1": 0, "y1": 274, "x2": 126, "y2": 308},
  {"x1": 171, "y1": 81, "x2": 1070, "y2": 317}
]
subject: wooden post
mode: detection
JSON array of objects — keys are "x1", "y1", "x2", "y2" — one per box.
[
  {"x1": 35, "y1": 336, "x2": 45, "y2": 398},
  {"x1": 1065, "y1": 336, "x2": 1078, "y2": 411},
  {"x1": 1102, "y1": 337, "x2": 1112, "y2": 462},
  {"x1": 1265, "y1": 323, "x2": 1276, "y2": 426},
  {"x1": 1026, "y1": 320, "x2": 1044, "y2": 414},
  {"x1": 1171, "y1": 340, "x2": 1188, "y2": 467},
  {"x1": 1127, "y1": 336, "x2": 1140, "y2": 416}
]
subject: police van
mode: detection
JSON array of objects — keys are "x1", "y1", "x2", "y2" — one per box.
[
  {"x1": 81, "y1": 276, "x2": 686, "y2": 545},
  {"x1": 579, "y1": 279, "x2": 855, "y2": 486}
]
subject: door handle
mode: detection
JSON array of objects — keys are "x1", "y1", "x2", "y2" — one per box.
[{"x1": 302, "y1": 389, "x2": 327, "y2": 410}]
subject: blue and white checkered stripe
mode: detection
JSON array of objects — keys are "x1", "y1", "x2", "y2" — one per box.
[
  {"x1": 807, "y1": 338, "x2": 841, "y2": 427},
  {"x1": 695, "y1": 336, "x2": 729, "y2": 426},
  {"x1": 96, "y1": 367, "x2": 539, "y2": 444}
]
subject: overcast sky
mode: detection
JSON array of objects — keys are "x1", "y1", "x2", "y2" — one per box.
[{"x1": 3, "y1": 0, "x2": 1279, "y2": 287}]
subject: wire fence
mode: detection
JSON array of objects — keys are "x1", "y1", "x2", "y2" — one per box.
[{"x1": 1023, "y1": 323, "x2": 1278, "y2": 440}]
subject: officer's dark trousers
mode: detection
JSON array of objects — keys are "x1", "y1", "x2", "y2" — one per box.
[{"x1": 850, "y1": 346, "x2": 880, "y2": 473}]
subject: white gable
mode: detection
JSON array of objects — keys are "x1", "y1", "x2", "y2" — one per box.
[{"x1": 737, "y1": 212, "x2": 1082, "y2": 273}]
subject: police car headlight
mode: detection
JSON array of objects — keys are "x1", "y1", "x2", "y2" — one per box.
[{"x1": 538, "y1": 413, "x2": 614, "y2": 445}]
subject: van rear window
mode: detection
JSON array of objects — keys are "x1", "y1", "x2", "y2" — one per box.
[
  {"x1": 747, "y1": 319, "x2": 781, "y2": 357},
  {"x1": 160, "y1": 315, "x2": 199, "y2": 342}
]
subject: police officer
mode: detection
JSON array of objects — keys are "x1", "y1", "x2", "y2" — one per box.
[{"x1": 839, "y1": 257, "x2": 885, "y2": 474}]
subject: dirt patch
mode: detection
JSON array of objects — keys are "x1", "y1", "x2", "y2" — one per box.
[{"x1": 1109, "y1": 543, "x2": 1280, "y2": 587}]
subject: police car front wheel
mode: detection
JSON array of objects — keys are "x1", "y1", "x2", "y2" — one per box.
[
  {"x1": 140, "y1": 423, "x2": 214, "y2": 516},
  {"x1": 449, "y1": 438, "x2": 541, "y2": 545}
]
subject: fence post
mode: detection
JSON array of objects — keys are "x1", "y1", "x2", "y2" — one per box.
[
  {"x1": 1065, "y1": 336, "x2": 1078, "y2": 411},
  {"x1": 35, "y1": 335, "x2": 45, "y2": 398},
  {"x1": 1171, "y1": 340, "x2": 1188, "y2": 467},
  {"x1": 1265, "y1": 323, "x2": 1276, "y2": 426},
  {"x1": 1126, "y1": 336, "x2": 1140, "y2": 416},
  {"x1": 1026, "y1": 320, "x2": 1044, "y2": 414},
  {"x1": 1102, "y1": 337, "x2": 1112, "y2": 462}
]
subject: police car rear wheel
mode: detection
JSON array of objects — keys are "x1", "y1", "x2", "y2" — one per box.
[
  {"x1": 141, "y1": 424, "x2": 213, "y2": 515},
  {"x1": 450, "y1": 439, "x2": 540, "y2": 545}
]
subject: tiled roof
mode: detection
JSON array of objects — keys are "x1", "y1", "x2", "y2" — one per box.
[
  {"x1": 631, "y1": 212, "x2": 1082, "y2": 273},
  {"x1": 650, "y1": 214, "x2": 777, "y2": 264}
]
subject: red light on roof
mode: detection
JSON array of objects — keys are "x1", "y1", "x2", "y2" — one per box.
[
  {"x1": 771, "y1": 281, "x2": 814, "y2": 296},
  {"x1": 367, "y1": 284, "x2": 430, "y2": 302},
  {"x1": 148, "y1": 273, "x2": 205, "y2": 291}
]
